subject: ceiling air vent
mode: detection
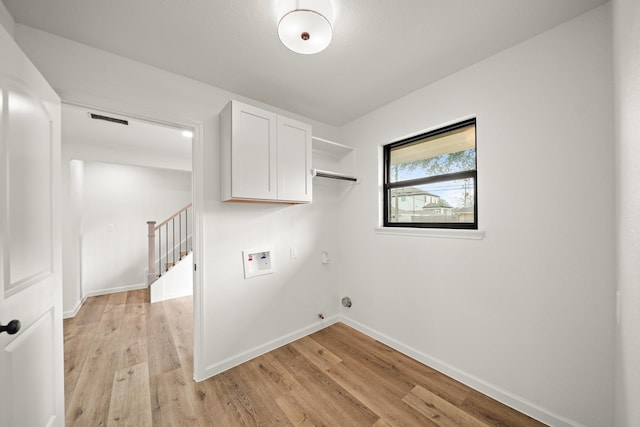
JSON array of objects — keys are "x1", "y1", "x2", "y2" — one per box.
[{"x1": 88, "y1": 113, "x2": 128, "y2": 126}]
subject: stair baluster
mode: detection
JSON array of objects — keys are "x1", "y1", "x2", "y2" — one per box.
[
  {"x1": 158, "y1": 226, "x2": 161, "y2": 277},
  {"x1": 147, "y1": 203, "x2": 193, "y2": 286},
  {"x1": 146, "y1": 221, "x2": 157, "y2": 286}
]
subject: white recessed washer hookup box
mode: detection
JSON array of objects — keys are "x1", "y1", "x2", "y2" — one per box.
[{"x1": 242, "y1": 250, "x2": 274, "y2": 279}]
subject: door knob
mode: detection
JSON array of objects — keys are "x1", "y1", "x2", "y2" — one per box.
[{"x1": 0, "y1": 320, "x2": 21, "y2": 335}]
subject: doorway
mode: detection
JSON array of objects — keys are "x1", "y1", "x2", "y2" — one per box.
[{"x1": 59, "y1": 102, "x2": 202, "y2": 379}]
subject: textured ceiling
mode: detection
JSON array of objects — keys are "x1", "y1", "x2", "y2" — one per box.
[{"x1": 3, "y1": 0, "x2": 607, "y2": 126}]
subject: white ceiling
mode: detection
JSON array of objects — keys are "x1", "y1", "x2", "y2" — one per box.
[
  {"x1": 3, "y1": 0, "x2": 607, "y2": 126},
  {"x1": 62, "y1": 104, "x2": 192, "y2": 167}
]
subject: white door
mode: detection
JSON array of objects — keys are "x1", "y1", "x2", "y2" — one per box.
[{"x1": 0, "y1": 25, "x2": 64, "y2": 427}]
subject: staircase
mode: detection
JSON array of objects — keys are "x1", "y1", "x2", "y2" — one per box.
[{"x1": 146, "y1": 203, "x2": 192, "y2": 302}]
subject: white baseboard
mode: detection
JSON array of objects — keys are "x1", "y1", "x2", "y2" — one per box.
[
  {"x1": 340, "y1": 316, "x2": 584, "y2": 427},
  {"x1": 83, "y1": 283, "x2": 147, "y2": 299},
  {"x1": 200, "y1": 315, "x2": 340, "y2": 381},
  {"x1": 63, "y1": 283, "x2": 148, "y2": 319},
  {"x1": 151, "y1": 287, "x2": 193, "y2": 303},
  {"x1": 63, "y1": 297, "x2": 86, "y2": 319}
]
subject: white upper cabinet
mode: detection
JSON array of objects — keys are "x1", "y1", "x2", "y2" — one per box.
[{"x1": 221, "y1": 100, "x2": 312, "y2": 203}]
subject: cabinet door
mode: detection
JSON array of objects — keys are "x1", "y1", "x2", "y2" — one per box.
[
  {"x1": 231, "y1": 102, "x2": 277, "y2": 200},
  {"x1": 276, "y1": 116, "x2": 312, "y2": 202}
]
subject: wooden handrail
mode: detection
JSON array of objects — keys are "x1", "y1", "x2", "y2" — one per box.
[{"x1": 154, "y1": 203, "x2": 192, "y2": 230}]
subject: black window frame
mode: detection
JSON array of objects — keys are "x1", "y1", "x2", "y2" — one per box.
[{"x1": 383, "y1": 118, "x2": 478, "y2": 230}]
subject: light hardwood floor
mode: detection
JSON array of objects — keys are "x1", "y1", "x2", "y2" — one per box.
[{"x1": 64, "y1": 289, "x2": 547, "y2": 426}]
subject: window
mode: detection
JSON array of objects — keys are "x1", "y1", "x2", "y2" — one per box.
[{"x1": 383, "y1": 118, "x2": 477, "y2": 229}]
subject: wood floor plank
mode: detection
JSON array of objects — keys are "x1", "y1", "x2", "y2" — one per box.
[
  {"x1": 461, "y1": 388, "x2": 546, "y2": 427},
  {"x1": 247, "y1": 352, "x2": 301, "y2": 396},
  {"x1": 191, "y1": 374, "x2": 253, "y2": 427},
  {"x1": 146, "y1": 301, "x2": 182, "y2": 377},
  {"x1": 150, "y1": 367, "x2": 199, "y2": 427},
  {"x1": 271, "y1": 344, "x2": 380, "y2": 426},
  {"x1": 312, "y1": 325, "x2": 421, "y2": 397},
  {"x1": 289, "y1": 335, "x2": 342, "y2": 371},
  {"x1": 63, "y1": 321, "x2": 100, "y2": 410},
  {"x1": 327, "y1": 359, "x2": 439, "y2": 427},
  {"x1": 275, "y1": 389, "x2": 337, "y2": 426},
  {"x1": 107, "y1": 362, "x2": 152, "y2": 427},
  {"x1": 403, "y1": 384, "x2": 491, "y2": 427},
  {"x1": 73, "y1": 294, "x2": 109, "y2": 324},
  {"x1": 94, "y1": 293, "x2": 133, "y2": 352},
  {"x1": 373, "y1": 418, "x2": 395, "y2": 427},
  {"x1": 162, "y1": 296, "x2": 193, "y2": 375},
  {"x1": 189, "y1": 380, "x2": 222, "y2": 427},
  {"x1": 214, "y1": 369, "x2": 273, "y2": 426},
  {"x1": 314, "y1": 323, "x2": 473, "y2": 406},
  {"x1": 66, "y1": 293, "x2": 144, "y2": 427},
  {"x1": 66, "y1": 347, "x2": 124, "y2": 426},
  {"x1": 104, "y1": 291, "x2": 128, "y2": 313},
  {"x1": 190, "y1": 351, "x2": 299, "y2": 425},
  {"x1": 125, "y1": 288, "x2": 150, "y2": 316},
  {"x1": 194, "y1": 354, "x2": 293, "y2": 426},
  {"x1": 226, "y1": 355, "x2": 299, "y2": 425}
]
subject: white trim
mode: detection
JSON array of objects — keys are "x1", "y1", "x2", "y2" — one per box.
[
  {"x1": 62, "y1": 297, "x2": 86, "y2": 319},
  {"x1": 340, "y1": 316, "x2": 585, "y2": 427},
  {"x1": 202, "y1": 316, "x2": 340, "y2": 379},
  {"x1": 59, "y1": 98, "x2": 205, "y2": 382},
  {"x1": 82, "y1": 283, "x2": 147, "y2": 299},
  {"x1": 388, "y1": 114, "x2": 478, "y2": 145},
  {"x1": 374, "y1": 226, "x2": 485, "y2": 240},
  {"x1": 191, "y1": 120, "x2": 205, "y2": 381}
]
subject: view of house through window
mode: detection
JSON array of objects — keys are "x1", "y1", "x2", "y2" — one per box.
[{"x1": 383, "y1": 118, "x2": 477, "y2": 229}]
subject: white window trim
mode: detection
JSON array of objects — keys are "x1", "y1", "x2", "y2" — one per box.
[{"x1": 374, "y1": 227, "x2": 485, "y2": 240}]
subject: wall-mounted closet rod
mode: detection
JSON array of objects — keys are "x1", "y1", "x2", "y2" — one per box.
[{"x1": 312, "y1": 168, "x2": 358, "y2": 182}]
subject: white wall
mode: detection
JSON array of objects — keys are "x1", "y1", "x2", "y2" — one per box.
[
  {"x1": 11, "y1": 23, "x2": 345, "y2": 379},
  {"x1": 150, "y1": 253, "x2": 194, "y2": 303},
  {"x1": 80, "y1": 162, "x2": 191, "y2": 296},
  {"x1": 63, "y1": 137, "x2": 192, "y2": 172},
  {"x1": 61, "y1": 159, "x2": 84, "y2": 316},
  {"x1": 0, "y1": 1, "x2": 14, "y2": 39},
  {"x1": 339, "y1": 6, "x2": 614, "y2": 427},
  {"x1": 613, "y1": 0, "x2": 640, "y2": 426}
]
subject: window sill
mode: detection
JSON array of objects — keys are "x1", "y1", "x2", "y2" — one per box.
[{"x1": 374, "y1": 227, "x2": 485, "y2": 240}]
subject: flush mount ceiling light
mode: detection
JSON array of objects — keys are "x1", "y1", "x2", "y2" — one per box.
[{"x1": 277, "y1": 0, "x2": 333, "y2": 55}]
